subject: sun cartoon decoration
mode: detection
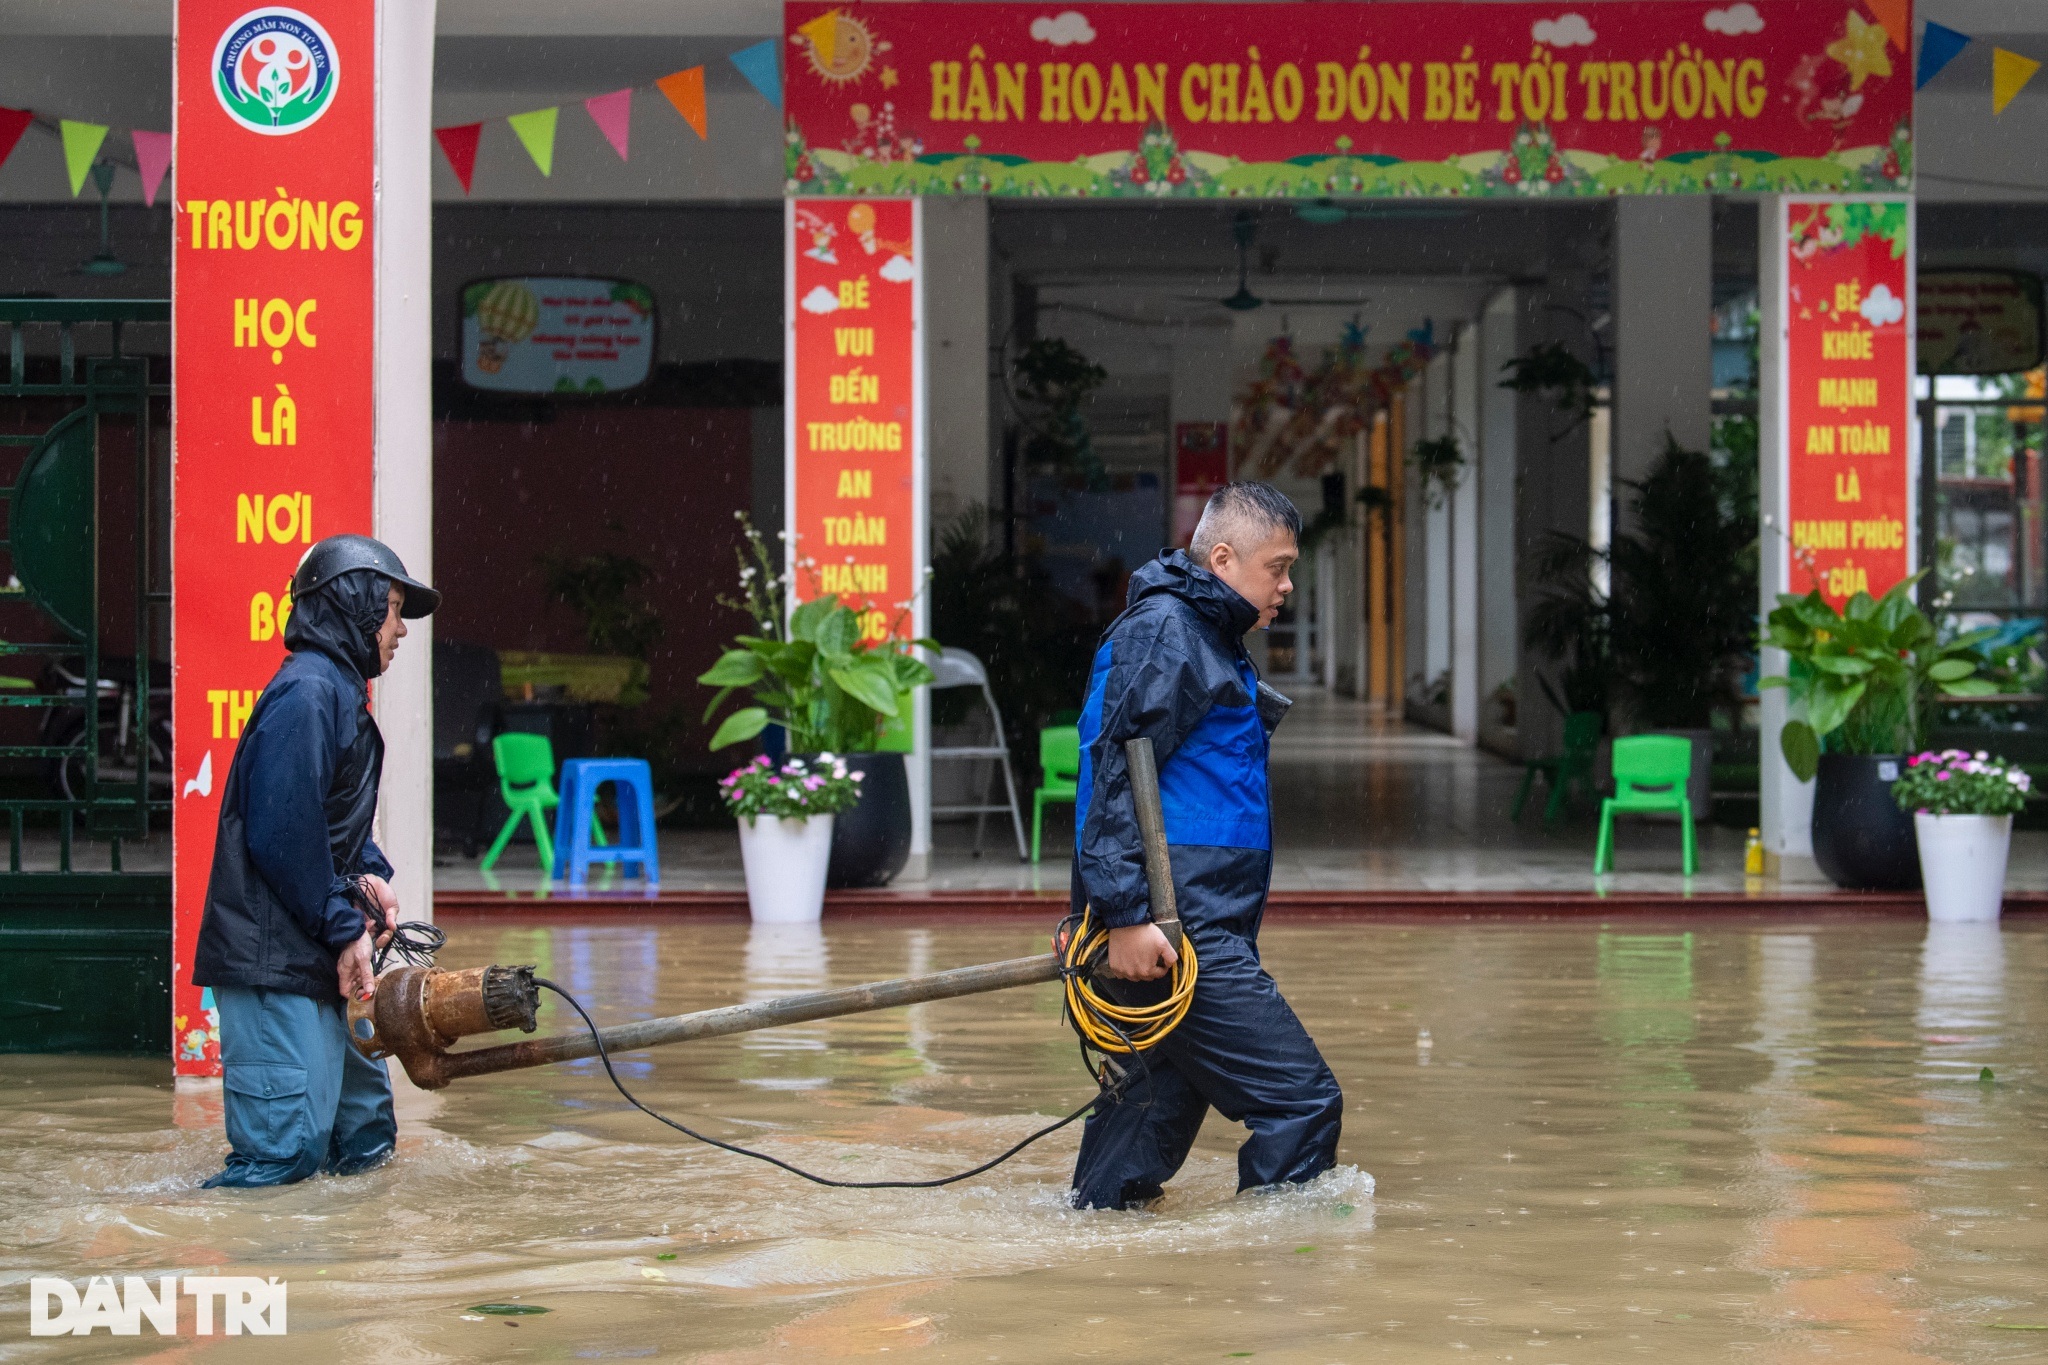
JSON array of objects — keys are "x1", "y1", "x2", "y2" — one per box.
[
  {"x1": 793, "y1": 9, "x2": 889, "y2": 85},
  {"x1": 1826, "y1": 10, "x2": 1893, "y2": 90}
]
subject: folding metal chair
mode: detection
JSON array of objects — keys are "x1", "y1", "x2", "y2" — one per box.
[{"x1": 927, "y1": 647, "x2": 1028, "y2": 860}]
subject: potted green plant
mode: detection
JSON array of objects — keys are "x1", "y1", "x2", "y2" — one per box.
[
  {"x1": 719, "y1": 754, "x2": 864, "y2": 923},
  {"x1": 1892, "y1": 750, "x2": 2030, "y2": 922},
  {"x1": 1760, "y1": 572, "x2": 1996, "y2": 889},
  {"x1": 698, "y1": 515, "x2": 935, "y2": 887}
]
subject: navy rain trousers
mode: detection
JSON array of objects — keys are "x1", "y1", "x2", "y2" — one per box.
[{"x1": 1069, "y1": 852, "x2": 1342, "y2": 1210}]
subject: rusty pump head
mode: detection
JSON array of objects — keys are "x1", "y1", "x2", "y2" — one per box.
[{"x1": 348, "y1": 964, "x2": 540, "y2": 1089}]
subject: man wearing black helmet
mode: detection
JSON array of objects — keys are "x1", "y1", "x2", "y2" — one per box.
[{"x1": 193, "y1": 534, "x2": 439, "y2": 1188}]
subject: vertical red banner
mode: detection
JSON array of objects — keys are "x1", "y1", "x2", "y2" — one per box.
[
  {"x1": 1781, "y1": 196, "x2": 1914, "y2": 605},
  {"x1": 786, "y1": 198, "x2": 921, "y2": 640},
  {"x1": 1173, "y1": 421, "x2": 1229, "y2": 547},
  {"x1": 172, "y1": 1, "x2": 377, "y2": 1075}
]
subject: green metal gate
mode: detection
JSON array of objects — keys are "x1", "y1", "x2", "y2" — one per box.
[{"x1": 0, "y1": 299, "x2": 172, "y2": 1053}]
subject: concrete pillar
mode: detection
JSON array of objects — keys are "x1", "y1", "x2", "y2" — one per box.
[
  {"x1": 1611, "y1": 197, "x2": 1712, "y2": 526},
  {"x1": 1513, "y1": 212, "x2": 1600, "y2": 761},
  {"x1": 922, "y1": 196, "x2": 990, "y2": 532},
  {"x1": 1756, "y1": 195, "x2": 1818, "y2": 874},
  {"x1": 373, "y1": 0, "x2": 437, "y2": 921},
  {"x1": 1422, "y1": 352, "x2": 1452, "y2": 710},
  {"x1": 1449, "y1": 323, "x2": 1481, "y2": 743},
  {"x1": 1477, "y1": 289, "x2": 1519, "y2": 754}
]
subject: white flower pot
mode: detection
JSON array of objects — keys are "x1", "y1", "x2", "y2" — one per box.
[
  {"x1": 1913, "y1": 813, "x2": 2012, "y2": 923},
  {"x1": 738, "y1": 813, "x2": 834, "y2": 924}
]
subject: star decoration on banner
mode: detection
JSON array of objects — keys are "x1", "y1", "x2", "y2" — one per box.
[
  {"x1": 880, "y1": 66, "x2": 899, "y2": 89},
  {"x1": 1827, "y1": 12, "x2": 1893, "y2": 90}
]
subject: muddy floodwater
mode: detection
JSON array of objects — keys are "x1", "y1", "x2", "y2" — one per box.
[{"x1": 6, "y1": 916, "x2": 2048, "y2": 1362}]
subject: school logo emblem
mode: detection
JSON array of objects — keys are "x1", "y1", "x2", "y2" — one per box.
[{"x1": 212, "y1": 8, "x2": 339, "y2": 136}]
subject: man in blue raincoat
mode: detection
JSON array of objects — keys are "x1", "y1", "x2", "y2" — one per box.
[
  {"x1": 193, "y1": 534, "x2": 439, "y2": 1188},
  {"x1": 1070, "y1": 481, "x2": 1342, "y2": 1210}
]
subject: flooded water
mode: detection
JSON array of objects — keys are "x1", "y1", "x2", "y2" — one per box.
[{"x1": 5, "y1": 916, "x2": 2048, "y2": 1362}]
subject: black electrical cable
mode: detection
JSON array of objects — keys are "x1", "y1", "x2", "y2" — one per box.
[{"x1": 532, "y1": 976, "x2": 1129, "y2": 1190}]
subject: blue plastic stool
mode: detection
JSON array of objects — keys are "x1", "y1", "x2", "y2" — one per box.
[{"x1": 551, "y1": 758, "x2": 660, "y2": 885}]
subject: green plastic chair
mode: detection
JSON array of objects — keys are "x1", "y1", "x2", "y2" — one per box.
[
  {"x1": 1512, "y1": 710, "x2": 1602, "y2": 825},
  {"x1": 1030, "y1": 725, "x2": 1081, "y2": 864},
  {"x1": 479, "y1": 732, "x2": 606, "y2": 873},
  {"x1": 1594, "y1": 734, "x2": 1697, "y2": 875}
]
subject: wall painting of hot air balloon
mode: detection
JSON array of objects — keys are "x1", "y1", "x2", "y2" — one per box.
[{"x1": 458, "y1": 276, "x2": 658, "y2": 394}]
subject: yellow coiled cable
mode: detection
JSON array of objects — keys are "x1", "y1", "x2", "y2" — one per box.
[{"x1": 1059, "y1": 906, "x2": 1198, "y2": 1055}]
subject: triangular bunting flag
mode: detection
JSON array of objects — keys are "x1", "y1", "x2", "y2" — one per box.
[
  {"x1": 131, "y1": 130, "x2": 172, "y2": 207},
  {"x1": 59, "y1": 119, "x2": 108, "y2": 197},
  {"x1": 1992, "y1": 47, "x2": 2041, "y2": 114},
  {"x1": 655, "y1": 67, "x2": 708, "y2": 141},
  {"x1": 506, "y1": 106, "x2": 558, "y2": 176},
  {"x1": 1916, "y1": 21, "x2": 1971, "y2": 89},
  {"x1": 0, "y1": 106, "x2": 31, "y2": 173},
  {"x1": 584, "y1": 88, "x2": 633, "y2": 160},
  {"x1": 435, "y1": 122, "x2": 482, "y2": 193},
  {"x1": 729, "y1": 39, "x2": 782, "y2": 111},
  {"x1": 1863, "y1": 0, "x2": 1909, "y2": 53}
]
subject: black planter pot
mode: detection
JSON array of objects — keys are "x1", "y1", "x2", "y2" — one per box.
[
  {"x1": 1811, "y1": 752, "x2": 1922, "y2": 890},
  {"x1": 819, "y1": 750, "x2": 911, "y2": 889}
]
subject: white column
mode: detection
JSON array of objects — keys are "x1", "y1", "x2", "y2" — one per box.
[
  {"x1": 1612, "y1": 197, "x2": 1713, "y2": 520},
  {"x1": 1450, "y1": 323, "x2": 1481, "y2": 744},
  {"x1": 1477, "y1": 289, "x2": 1519, "y2": 752},
  {"x1": 373, "y1": 0, "x2": 437, "y2": 919},
  {"x1": 1756, "y1": 194, "x2": 1818, "y2": 875},
  {"x1": 903, "y1": 198, "x2": 932, "y2": 881}
]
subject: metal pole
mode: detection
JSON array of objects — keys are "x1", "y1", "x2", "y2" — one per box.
[{"x1": 419, "y1": 952, "x2": 1064, "y2": 1087}]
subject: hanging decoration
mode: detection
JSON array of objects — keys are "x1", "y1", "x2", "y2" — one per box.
[
  {"x1": 1233, "y1": 322, "x2": 1439, "y2": 479},
  {"x1": 1992, "y1": 48, "x2": 2041, "y2": 114},
  {"x1": 1916, "y1": 21, "x2": 1971, "y2": 89},
  {"x1": 131, "y1": 129, "x2": 172, "y2": 206},
  {"x1": 0, "y1": 106, "x2": 30, "y2": 170},
  {"x1": 506, "y1": 106, "x2": 559, "y2": 176},
  {"x1": 729, "y1": 39, "x2": 783, "y2": 111},
  {"x1": 59, "y1": 119, "x2": 109, "y2": 197},
  {"x1": 435, "y1": 122, "x2": 482, "y2": 193},
  {"x1": 429, "y1": 52, "x2": 771, "y2": 192},
  {"x1": 584, "y1": 88, "x2": 633, "y2": 160},
  {"x1": 655, "y1": 67, "x2": 708, "y2": 140}
]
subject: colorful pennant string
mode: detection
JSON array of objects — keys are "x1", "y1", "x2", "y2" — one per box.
[
  {"x1": 59, "y1": 119, "x2": 108, "y2": 197},
  {"x1": 728, "y1": 40, "x2": 783, "y2": 111},
  {"x1": 655, "y1": 67, "x2": 708, "y2": 141},
  {"x1": 1917, "y1": 21, "x2": 1972, "y2": 89},
  {"x1": 131, "y1": 129, "x2": 172, "y2": 206},
  {"x1": 584, "y1": 88, "x2": 633, "y2": 160},
  {"x1": 435, "y1": 122, "x2": 482, "y2": 193},
  {"x1": 1992, "y1": 47, "x2": 2042, "y2": 114},
  {"x1": 0, "y1": 106, "x2": 30, "y2": 170},
  {"x1": 506, "y1": 107, "x2": 558, "y2": 176}
]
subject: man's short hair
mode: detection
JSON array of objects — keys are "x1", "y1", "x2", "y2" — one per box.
[{"x1": 1189, "y1": 481, "x2": 1302, "y2": 564}]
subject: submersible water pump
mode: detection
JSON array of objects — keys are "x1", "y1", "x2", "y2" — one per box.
[{"x1": 347, "y1": 739, "x2": 1187, "y2": 1093}]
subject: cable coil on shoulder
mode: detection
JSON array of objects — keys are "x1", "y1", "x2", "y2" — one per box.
[{"x1": 1059, "y1": 906, "x2": 1198, "y2": 1058}]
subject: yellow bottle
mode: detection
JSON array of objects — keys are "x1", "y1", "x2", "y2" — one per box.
[{"x1": 1744, "y1": 827, "x2": 1765, "y2": 875}]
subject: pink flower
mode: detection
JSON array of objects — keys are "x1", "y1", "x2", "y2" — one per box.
[
  {"x1": 851, "y1": 771, "x2": 865, "y2": 781},
  {"x1": 1935, "y1": 772, "x2": 1951, "y2": 781}
]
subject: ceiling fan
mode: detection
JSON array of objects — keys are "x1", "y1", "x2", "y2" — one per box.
[{"x1": 1180, "y1": 210, "x2": 1373, "y2": 312}]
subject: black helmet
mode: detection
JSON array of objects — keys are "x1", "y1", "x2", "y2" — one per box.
[{"x1": 292, "y1": 534, "x2": 440, "y2": 618}]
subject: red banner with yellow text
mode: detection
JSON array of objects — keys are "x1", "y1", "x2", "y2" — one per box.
[
  {"x1": 786, "y1": 198, "x2": 921, "y2": 643},
  {"x1": 784, "y1": 0, "x2": 1912, "y2": 199},
  {"x1": 1781, "y1": 196, "x2": 1914, "y2": 606},
  {"x1": 172, "y1": 0, "x2": 376, "y2": 1074}
]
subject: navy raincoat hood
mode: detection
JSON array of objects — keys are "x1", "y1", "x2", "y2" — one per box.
[{"x1": 283, "y1": 569, "x2": 392, "y2": 684}]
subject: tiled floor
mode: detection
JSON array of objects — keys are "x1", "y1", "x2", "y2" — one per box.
[{"x1": 433, "y1": 688, "x2": 2048, "y2": 898}]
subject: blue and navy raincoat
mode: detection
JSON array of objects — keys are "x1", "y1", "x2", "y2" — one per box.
[
  {"x1": 193, "y1": 571, "x2": 394, "y2": 1004},
  {"x1": 1069, "y1": 550, "x2": 1342, "y2": 1210}
]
